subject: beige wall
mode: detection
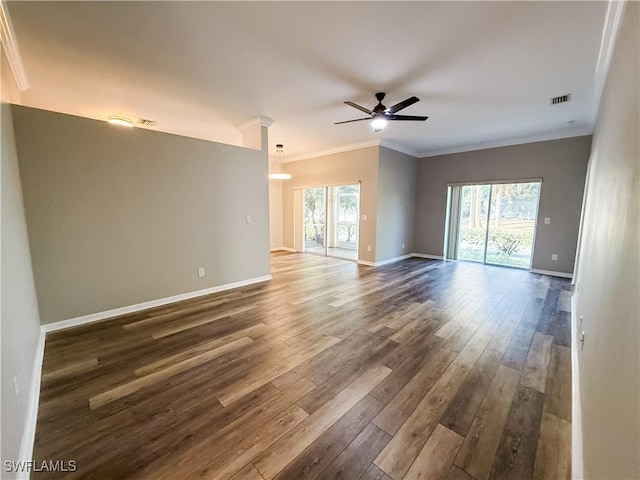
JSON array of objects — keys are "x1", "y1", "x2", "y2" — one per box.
[
  {"x1": 376, "y1": 146, "x2": 417, "y2": 261},
  {"x1": 1, "y1": 54, "x2": 41, "y2": 474},
  {"x1": 414, "y1": 136, "x2": 591, "y2": 273},
  {"x1": 13, "y1": 105, "x2": 271, "y2": 324},
  {"x1": 269, "y1": 179, "x2": 283, "y2": 249},
  {"x1": 282, "y1": 146, "x2": 379, "y2": 263},
  {"x1": 575, "y1": 3, "x2": 639, "y2": 478}
]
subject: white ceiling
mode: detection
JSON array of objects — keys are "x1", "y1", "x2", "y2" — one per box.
[{"x1": 7, "y1": 1, "x2": 609, "y2": 159}]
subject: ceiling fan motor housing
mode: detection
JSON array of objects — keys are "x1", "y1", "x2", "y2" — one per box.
[{"x1": 374, "y1": 92, "x2": 387, "y2": 115}]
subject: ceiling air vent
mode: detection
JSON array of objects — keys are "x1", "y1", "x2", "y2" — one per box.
[
  {"x1": 551, "y1": 94, "x2": 571, "y2": 105},
  {"x1": 136, "y1": 118, "x2": 156, "y2": 127}
]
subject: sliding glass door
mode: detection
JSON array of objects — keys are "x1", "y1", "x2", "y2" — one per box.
[
  {"x1": 333, "y1": 185, "x2": 360, "y2": 258},
  {"x1": 457, "y1": 184, "x2": 491, "y2": 263},
  {"x1": 303, "y1": 184, "x2": 360, "y2": 261},
  {"x1": 304, "y1": 187, "x2": 327, "y2": 255},
  {"x1": 448, "y1": 181, "x2": 541, "y2": 269},
  {"x1": 485, "y1": 183, "x2": 540, "y2": 267}
]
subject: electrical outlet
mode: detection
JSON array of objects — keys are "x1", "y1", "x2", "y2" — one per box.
[
  {"x1": 367, "y1": 246, "x2": 372, "y2": 252},
  {"x1": 551, "y1": 254, "x2": 558, "y2": 261},
  {"x1": 544, "y1": 217, "x2": 551, "y2": 224},
  {"x1": 245, "y1": 216, "x2": 252, "y2": 224},
  {"x1": 402, "y1": 243, "x2": 405, "y2": 249},
  {"x1": 12, "y1": 374, "x2": 19, "y2": 403},
  {"x1": 198, "y1": 268, "x2": 205, "y2": 277}
]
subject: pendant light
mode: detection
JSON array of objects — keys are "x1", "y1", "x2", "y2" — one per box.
[{"x1": 268, "y1": 144, "x2": 292, "y2": 180}]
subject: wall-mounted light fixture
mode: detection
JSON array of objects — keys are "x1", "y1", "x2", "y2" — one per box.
[{"x1": 107, "y1": 116, "x2": 133, "y2": 128}]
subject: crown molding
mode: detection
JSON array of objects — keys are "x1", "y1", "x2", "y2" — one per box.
[
  {"x1": 0, "y1": 1, "x2": 29, "y2": 91},
  {"x1": 286, "y1": 138, "x2": 424, "y2": 163},
  {"x1": 290, "y1": 129, "x2": 594, "y2": 162},
  {"x1": 237, "y1": 116, "x2": 274, "y2": 131},
  {"x1": 417, "y1": 128, "x2": 593, "y2": 158},
  {"x1": 379, "y1": 140, "x2": 420, "y2": 158},
  {"x1": 286, "y1": 139, "x2": 381, "y2": 163},
  {"x1": 590, "y1": 0, "x2": 627, "y2": 125}
]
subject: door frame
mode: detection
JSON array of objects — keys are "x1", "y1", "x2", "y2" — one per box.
[
  {"x1": 295, "y1": 181, "x2": 361, "y2": 261},
  {"x1": 444, "y1": 178, "x2": 542, "y2": 269}
]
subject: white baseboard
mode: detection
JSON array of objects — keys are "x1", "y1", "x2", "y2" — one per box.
[
  {"x1": 357, "y1": 259, "x2": 376, "y2": 266},
  {"x1": 411, "y1": 253, "x2": 445, "y2": 261},
  {"x1": 374, "y1": 253, "x2": 414, "y2": 267},
  {"x1": 571, "y1": 293, "x2": 584, "y2": 479},
  {"x1": 357, "y1": 252, "x2": 445, "y2": 267},
  {"x1": 270, "y1": 247, "x2": 296, "y2": 252},
  {"x1": 16, "y1": 329, "x2": 46, "y2": 479},
  {"x1": 357, "y1": 254, "x2": 410, "y2": 267},
  {"x1": 530, "y1": 268, "x2": 573, "y2": 279},
  {"x1": 42, "y1": 275, "x2": 273, "y2": 333}
]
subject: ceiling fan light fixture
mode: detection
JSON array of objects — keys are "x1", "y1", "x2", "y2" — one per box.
[
  {"x1": 371, "y1": 117, "x2": 387, "y2": 132},
  {"x1": 336, "y1": 92, "x2": 428, "y2": 130},
  {"x1": 107, "y1": 115, "x2": 133, "y2": 128}
]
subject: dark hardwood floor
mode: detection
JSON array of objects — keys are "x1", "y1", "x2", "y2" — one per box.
[{"x1": 33, "y1": 252, "x2": 572, "y2": 479}]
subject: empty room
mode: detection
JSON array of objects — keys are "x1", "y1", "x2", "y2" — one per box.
[{"x1": 1, "y1": 2, "x2": 638, "y2": 480}]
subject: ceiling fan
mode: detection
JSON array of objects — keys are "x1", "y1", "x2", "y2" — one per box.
[{"x1": 335, "y1": 92, "x2": 428, "y2": 132}]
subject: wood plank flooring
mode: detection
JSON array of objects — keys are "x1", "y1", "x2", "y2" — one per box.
[{"x1": 32, "y1": 252, "x2": 572, "y2": 479}]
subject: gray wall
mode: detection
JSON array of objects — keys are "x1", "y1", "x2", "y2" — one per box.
[
  {"x1": 13, "y1": 105, "x2": 271, "y2": 324},
  {"x1": 414, "y1": 136, "x2": 591, "y2": 273},
  {"x1": 376, "y1": 146, "x2": 417, "y2": 262},
  {"x1": 282, "y1": 147, "x2": 379, "y2": 263},
  {"x1": 1, "y1": 65, "x2": 41, "y2": 473},
  {"x1": 575, "y1": 3, "x2": 639, "y2": 478}
]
